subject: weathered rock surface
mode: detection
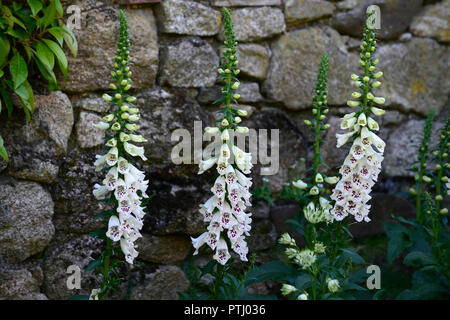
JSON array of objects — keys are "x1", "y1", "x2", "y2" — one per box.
[
  {"x1": 332, "y1": 0, "x2": 423, "y2": 40},
  {"x1": 236, "y1": 44, "x2": 270, "y2": 80},
  {"x1": 157, "y1": 0, "x2": 221, "y2": 36},
  {"x1": 0, "y1": 91, "x2": 73, "y2": 183},
  {"x1": 377, "y1": 38, "x2": 449, "y2": 116},
  {"x1": 229, "y1": 7, "x2": 286, "y2": 41},
  {"x1": 263, "y1": 27, "x2": 358, "y2": 109},
  {"x1": 236, "y1": 82, "x2": 263, "y2": 103},
  {"x1": 42, "y1": 236, "x2": 103, "y2": 300},
  {"x1": 136, "y1": 87, "x2": 213, "y2": 164},
  {"x1": 246, "y1": 108, "x2": 307, "y2": 193},
  {"x1": 52, "y1": 148, "x2": 108, "y2": 234},
  {"x1": 137, "y1": 234, "x2": 191, "y2": 264},
  {"x1": 76, "y1": 112, "x2": 105, "y2": 149},
  {"x1": 284, "y1": 0, "x2": 336, "y2": 27},
  {"x1": 0, "y1": 180, "x2": 54, "y2": 263},
  {"x1": 247, "y1": 220, "x2": 278, "y2": 251},
  {"x1": 72, "y1": 94, "x2": 112, "y2": 114},
  {"x1": 26, "y1": 91, "x2": 74, "y2": 155},
  {"x1": 213, "y1": 0, "x2": 281, "y2": 5},
  {"x1": 0, "y1": 265, "x2": 47, "y2": 300},
  {"x1": 159, "y1": 38, "x2": 219, "y2": 88},
  {"x1": 62, "y1": 2, "x2": 158, "y2": 92},
  {"x1": 131, "y1": 266, "x2": 189, "y2": 300},
  {"x1": 410, "y1": 0, "x2": 450, "y2": 43}
]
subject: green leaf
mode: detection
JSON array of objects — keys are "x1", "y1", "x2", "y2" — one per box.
[
  {"x1": 0, "y1": 36, "x2": 10, "y2": 67},
  {"x1": 88, "y1": 228, "x2": 107, "y2": 239},
  {"x1": 47, "y1": 27, "x2": 64, "y2": 46},
  {"x1": 39, "y1": 0, "x2": 56, "y2": 29},
  {"x1": 0, "y1": 135, "x2": 8, "y2": 162},
  {"x1": 404, "y1": 251, "x2": 437, "y2": 267},
  {"x1": 42, "y1": 38, "x2": 67, "y2": 78},
  {"x1": 68, "y1": 295, "x2": 90, "y2": 300},
  {"x1": 9, "y1": 53, "x2": 28, "y2": 89},
  {"x1": 294, "y1": 274, "x2": 311, "y2": 290},
  {"x1": 0, "y1": 86, "x2": 13, "y2": 116},
  {"x1": 27, "y1": 0, "x2": 43, "y2": 16},
  {"x1": 84, "y1": 258, "x2": 102, "y2": 272},
  {"x1": 61, "y1": 25, "x2": 78, "y2": 58},
  {"x1": 94, "y1": 210, "x2": 113, "y2": 220},
  {"x1": 35, "y1": 41, "x2": 55, "y2": 70},
  {"x1": 55, "y1": 0, "x2": 63, "y2": 17},
  {"x1": 339, "y1": 248, "x2": 366, "y2": 265},
  {"x1": 14, "y1": 80, "x2": 34, "y2": 114},
  {"x1": 245, "y1": 261, "x2": 295, "y2": 286}
]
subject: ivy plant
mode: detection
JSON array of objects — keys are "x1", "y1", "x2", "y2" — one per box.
[{"x1": 0, "y1": 0, "x2": 77, "y2": 161}]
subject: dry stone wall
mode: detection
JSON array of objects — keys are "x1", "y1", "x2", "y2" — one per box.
[{"x1": 0, "y1": 0, "x2": 448, "y2": 299}]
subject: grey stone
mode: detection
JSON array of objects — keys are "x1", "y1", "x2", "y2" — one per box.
[
  {"x1": 247, "y1": 220, "x2": 278, "y2": 251},
  {"x1": 263, "y1": 27, "x2": 358, "y2": 110},
  {"x1": 76, "y1": 112, "x2": 105, "y2": 149},
  {"x1": 131, "y1": 266, "x2": 189, "y2": 300},
  {"x1": 9, "y1": 160, "x2": 59, "y2": 184},
  {"x1": 28, "y1": 91, "x2": 74, "y2": 155},
  {"x1": 246, "y1": 108, "x2": 307, "y2": 193},
  {"x1": 270, "y1": 200, "x2": 302, "y2": 243},
  {"x1": 284, "y1": 0, "x2": 336, "y2": 27},
  {"x1": 52, "y1": 148, "x2": 109, "y2": 234},
  {"x1": 332, "y1": 0, "x2": 423, "y2": 40},
  {"x1": 157, "y1": 0, "x2": 221, "y2": 36},
  {"x1": 0, "y1": 180, "x2": 54, "y2": 263},
  {"x1": 0, "y1": 265, "x2": 47, "y2": 300},
  {"x1": 159, "y1": 38, "x2": 219, "y2": 88},
  {"x1": 383, "y1": 119, "x2": 428, "y2": 177},
  {"x1": 136, "y1": 87, "x2": 212, "y2": 164},
  {"x1": 72, "y1": 94, "x2": 112, "y2": 113},
  {"x1": 253, "y1": 200, "x2": 271, "y2": 219},
  {"x1": 213, "y1": 0, "x2": 281, "y2": 5},
  {"x1": 236, "y1": 44, "x2": 270, "y2": 80},
  {"x1": 229, "y1": 7, "x2": 286, "y2": 42},
  {"x1": 42, "y1": 236, "x2": 103, "y2": 300},
  {"x1": 410, "y1": 0, "x2": 450, "y2": 43},
  {"x1": 62, "y1": 2, "x2": 158, "y2": 92},
  {"x1": 320, "y1": 116, "x2": 351, "y2": 175},
  {"x1": 137, "y1": 234, "x2": 191, "y2": 264},
  {"x1": 377, "y1": 38, "x2": 450, "y2": 116},
  {"x1": 236, "y1": 82, "x2": 263, "y2": 103}
]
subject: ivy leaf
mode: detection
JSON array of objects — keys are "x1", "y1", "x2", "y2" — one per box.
[
  {"x1": 27, "y1": 0, "x2": 43, "y2": 16},
  {"x1": 0, "y1": 135, "x2": 8, "y2": 162},
  {"x1": 10, "y1": 53, "x2": 28, "y2": 90}
]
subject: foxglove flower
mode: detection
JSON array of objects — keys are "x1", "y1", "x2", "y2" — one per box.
[
  {"x1": 191, "y1": 8, "x2": 252, "y2": 265},
  {"x1": 92, "y1": 11, "x2": 148, "y2": 266},
  {"x1": 330, "y1": 10, "x2": 386, "y2": 223}
]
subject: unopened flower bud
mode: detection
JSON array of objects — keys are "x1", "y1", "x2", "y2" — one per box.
[
  {"x1": 372, "y1": 81, "x2": 381, "y2": 88},
  {"x1": 102, "y1": 94, "x2": 112, "y2": 102},
  {"x1": 304, "y1": 120, "x2": 312, "y2": 126},
  {"x1": 237, "y1": 109, "x2": 248, "y2": 117},
  {"x1": 352, "y1": 92, "x2": 362, "y2": 99},
  {"x1": 110, "y1": 83, "x2": 117, "y2": 90},
  {"x1": 231, "y1": 82, "x2": 240, "y2": 90},
  {"x1": 409, "y1": 188, "x2": 416, "y2": 195},
  {"x1": 103, "y1": 114, "x2": 114, "y2": 122},
  {"x1": 422, "y1": 176, "x2": 432, "y2": 182},
  {"x1": 115, "y1": 93, "x2": 122, "y2": 99},
  {"x1": 347, "y1": 100, "x2": 360, "y2": 107},
  {"x1": 374, "y1": 71, "x2": 383, "y2": 78},
  {"x1": 440, "y1": 208, "x2": 448, "y2": 215},
  {"x1": 126, "y1": 96, "x2": 136, "y2": 103},
  {"x1": 373, "y1": 97, "x2": 385, "y2": 105},
  {"x1": 233, "y1": 94, "x2": 240, "y2": 100},
  {"x1": 221, "y1": 119, "x2": 229, "y2": 127}
]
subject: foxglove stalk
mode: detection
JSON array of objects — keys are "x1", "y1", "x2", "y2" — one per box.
[
  {"x1": 191, "y1": 8, "x2": 252, "y2": 265},
  {"x1": 92, "y1": 10, "x2": 148, "y2": 267},
  {"x1": 330, "y1": 10, "x2": 386, "y2": 223}
]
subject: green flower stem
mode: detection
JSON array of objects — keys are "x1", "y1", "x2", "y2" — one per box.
[
  {"x1": 415, "y1": 110, "x2": 434, "y2": 223},
  {"x1": 100, "y1": 238, "x2": 112, "y2": 299}
]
